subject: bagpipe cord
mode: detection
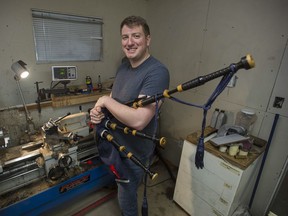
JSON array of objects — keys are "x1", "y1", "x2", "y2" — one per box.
[
  {"x1": 168, "y1": 65, "x2": 236, "y2": 169},
  {"x1": 142, "y1": 96, "x2": 160, "y2": 216}
]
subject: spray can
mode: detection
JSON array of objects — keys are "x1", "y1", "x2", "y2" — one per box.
[
  {"x1": 210, "y1": 108, "x2": 219, "y2": 128},
  {"x1": 86, "y1": 76, "x2": 93, "y2": 93}
]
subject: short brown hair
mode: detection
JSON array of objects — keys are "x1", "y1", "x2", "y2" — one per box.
[{"x1": 120, "y1": 16, "x2": 150, "y2": 36}]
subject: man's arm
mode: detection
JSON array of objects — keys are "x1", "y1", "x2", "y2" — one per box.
[{"x1": 91, "y1": 95, "x2": 160, "y2": 131}]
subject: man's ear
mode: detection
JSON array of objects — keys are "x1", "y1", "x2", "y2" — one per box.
[{"x1": 146, "y1": 35, "x2": 151, "y2": 47}]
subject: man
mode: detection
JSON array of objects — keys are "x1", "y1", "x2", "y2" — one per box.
[{"x1": 90, "y1": 15, "x2": 170, "y2": 216}]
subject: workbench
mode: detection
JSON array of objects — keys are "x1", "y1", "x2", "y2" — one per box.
[
  {"x1": 19, "y1": 90, "x2": 111, "y2": 112},
  {"x1": 51, "y1": 90, "x2": 111, "y2": 108}
]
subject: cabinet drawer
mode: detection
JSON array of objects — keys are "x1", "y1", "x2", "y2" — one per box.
[
  {"x1": 176, "y1": 140, "x2": 246, "y2": 215},
  {"x1": 182, "y1": 140, "x2": 243, "y2": 183},
  {"x1": 174, "y1": 172, "x2": 225, "y2": 216},
  {"x1": 178, "y1": 156, "x2": 237, "y2": 203},
  {"x1": 175, "y1": 167, "x2": 232, "y2": 215}
]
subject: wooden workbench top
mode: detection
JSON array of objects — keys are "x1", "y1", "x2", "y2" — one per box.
[
  {"x1": 186, "y1": 126, "x2": 267, "y2": 170},
  {"x1": 51, "y1": 90, "x2": 111, "y2": 108}
]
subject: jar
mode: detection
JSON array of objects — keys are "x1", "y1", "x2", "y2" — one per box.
[{"x1": 235, "y1": 108, "x2": 257, "y2": 134}]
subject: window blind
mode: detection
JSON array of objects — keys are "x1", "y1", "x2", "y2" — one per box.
[{"x1": 32, "y1": 10, "x2": 103, "y2": 63}]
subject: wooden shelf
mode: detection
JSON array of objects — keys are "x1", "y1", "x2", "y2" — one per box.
[
  {"x1": 51, "y1": 90, "x2": 111, "y2": 108},
  {"x1": 17, "y1": 101, "x2": 51, "y2": 111},
  {"x1": 186, "y1": 126, "x2": 266, "y2": 170}
]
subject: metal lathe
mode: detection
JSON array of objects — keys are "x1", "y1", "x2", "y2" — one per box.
[{"x1": 0, "y1": 112, "x2": 114, "y2": 215}]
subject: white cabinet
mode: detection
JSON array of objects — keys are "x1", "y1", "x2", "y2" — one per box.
[{"x1": 173, "y1": 140, "x2": 262, "y2": 216}]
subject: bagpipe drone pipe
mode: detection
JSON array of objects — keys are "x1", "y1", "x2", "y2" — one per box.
[
  {"x1": 95, "y1": 116, "x2": 159, "y2": 180},
  {"x1": 93, "y1": 54, "x2": 255, "y2": 178}
]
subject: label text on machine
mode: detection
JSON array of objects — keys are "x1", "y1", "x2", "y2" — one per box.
[{"x1": 59, "y1": 174, "x2": 90, "y2": 193}]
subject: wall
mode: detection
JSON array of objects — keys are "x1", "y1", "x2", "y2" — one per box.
[
  {"x1": 147, "y1": 0, "x2": 288, "y2": 215},
  {"x1": 147, "y1": 0, "x2": 288, "y2": 138}
]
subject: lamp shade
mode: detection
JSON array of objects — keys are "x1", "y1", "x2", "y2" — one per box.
[{"x1": 11, "y1": 60, "x2": 29, "y2": 79}]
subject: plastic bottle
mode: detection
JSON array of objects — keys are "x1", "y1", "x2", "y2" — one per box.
[
  {"x1": 86, "y1": 76, "x2": 93, "y2": 93},
  {"x1": 215, "y1": 110, "x2": 226, "y2": 129},
  {"x1": 210, "y1": 108, "x2": 219, "y2": 128},
  {"x1": 235, "y1": 108, "x2": 257, "y2": 134}
]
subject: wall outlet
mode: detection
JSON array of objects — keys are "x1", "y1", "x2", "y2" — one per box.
[{"x1": 273, "y1": 96, "x2": 285, "y2": 108}]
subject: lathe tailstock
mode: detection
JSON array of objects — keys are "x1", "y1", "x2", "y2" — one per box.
[{"x1": 0, "y1": 112, "x2": 114, "y2": 215}]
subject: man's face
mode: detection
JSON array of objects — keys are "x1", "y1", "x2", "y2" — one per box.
[{"x1": 121, "y1": 25, "x2": 150, "y2": 65}]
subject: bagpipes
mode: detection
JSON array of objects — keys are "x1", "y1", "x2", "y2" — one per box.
[
  {"x1": 94, "y1": 54, "x2": 255, "y2": 179},
  {"x1": 96, "y1": 117, "x2": 159, "y2": 180}
]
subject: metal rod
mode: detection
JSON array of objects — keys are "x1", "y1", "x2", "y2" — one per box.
[
  {"x1": 55, "y1": 112, "x2": 71, "y2": 123},
  {"x1": 15, "y1": 79, "x2": 31, "y2": 121},
  {"x1": 249, "y1": 113, "x2": 279, "y2": 209}
]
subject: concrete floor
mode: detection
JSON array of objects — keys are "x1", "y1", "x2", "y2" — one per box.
[{"x1": 45, "y1": 159, "x2": 189, "y2": 216}]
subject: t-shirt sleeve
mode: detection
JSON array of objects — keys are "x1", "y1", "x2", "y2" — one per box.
[{"x1": 140, "y1": 65, "x2": 170, "y2": 97}]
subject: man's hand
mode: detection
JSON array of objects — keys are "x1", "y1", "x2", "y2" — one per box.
[{"x1": 90, "y1": 106, "x2": 105, "y2": 124}]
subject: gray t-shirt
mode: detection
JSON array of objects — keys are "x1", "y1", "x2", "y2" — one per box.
[{"x1": 111, "y1": 56, "x2": 170, "y2": 159}]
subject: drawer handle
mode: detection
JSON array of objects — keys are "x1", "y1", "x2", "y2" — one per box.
[
  {"x1": 224, "y1": 182, "x2": 232, "y2": 189},
  {"x1": 212, "y1": 208, "x2": 224, "y2": 216},
  {"x1": 220, "y1": 162, "x2": 240, "y2": 176},
  {"x1": 219, "y1": 197, "x2": 228, "y2": 206}
]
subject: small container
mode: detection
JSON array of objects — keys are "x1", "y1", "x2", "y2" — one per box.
[
  {"x1": 219, "y1": 146, "x2": 227, "y2": 153},
  {"x1": 238, "y1": 149, "x2": 248, "y2": 156},
  {"x1": 228, "y1": 144, "x2": 240, "y2": 156},
  {"x1": 0, "y1": 127, "x2": 10, "y2": 148},
  {"x1": 210, "y1": 108, "x2": 219, "y2": 128},
  {"x1": 235, "y1": 108, "x2": 257, "y2": 134},
  {"x1": 215, "y1": 110, "x2": 226, "y2": 129}
]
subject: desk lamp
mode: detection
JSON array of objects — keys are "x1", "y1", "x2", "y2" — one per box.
[{"x1": 11, "y1": 60, "x2": 35, "y2": 134}]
